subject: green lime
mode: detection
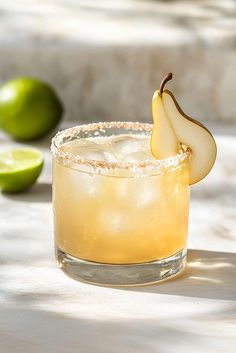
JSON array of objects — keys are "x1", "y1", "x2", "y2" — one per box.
[
  {"x1": 0, "y1": 77, "x2": 63, "y2": 141},
  {"x1": 0, "y1": 148, "x2": 43, "y2": 193}
]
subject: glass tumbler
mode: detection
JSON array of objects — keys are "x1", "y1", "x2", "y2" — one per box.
[{"x1": 51, "y1": 122, "x2": 190, "y2": 286}]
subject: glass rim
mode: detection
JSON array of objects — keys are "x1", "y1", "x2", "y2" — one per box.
[{"x1": 51, "y1": 121, "x2": 190, "y2": 172}]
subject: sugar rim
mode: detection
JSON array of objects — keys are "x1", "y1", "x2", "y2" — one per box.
[{"x1": 51, "y1": 121, "x2": 190, "y2": 171}]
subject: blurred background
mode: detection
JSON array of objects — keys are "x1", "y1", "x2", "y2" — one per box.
[
  {"x1": 1, "y1": 4, "x2": 236, "y2": 351},
  {"x1": 1, "y1": 0, "x2": 236, "y2": 125}
]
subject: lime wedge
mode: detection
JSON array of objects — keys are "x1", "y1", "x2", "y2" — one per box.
[{"x1": 0, "y1": 148, "x2": 43, "y2": 193}]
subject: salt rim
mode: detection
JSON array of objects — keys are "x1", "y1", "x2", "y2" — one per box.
[{"x1": 51, "y1": 121, "x2": 190, "y2": 171}]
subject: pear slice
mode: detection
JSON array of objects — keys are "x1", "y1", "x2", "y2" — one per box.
[
  {"x1": 162, "y1": 90, "x2": 217, "y2": 184},
  {"x1": 151, "y1": 90, "x2": 179, "y2": 159},
  {"x1": 151, "y1": 73, "x2": 217, "y2": 185}
]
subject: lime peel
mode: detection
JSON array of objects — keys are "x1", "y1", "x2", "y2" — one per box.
[{"x1": 0, "y1": 77, "x2": 63, "y2": 141}]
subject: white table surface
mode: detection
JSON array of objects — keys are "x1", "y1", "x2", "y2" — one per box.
[{"x1": 0, "y1": 123, "x2": 236, "y2": 353}]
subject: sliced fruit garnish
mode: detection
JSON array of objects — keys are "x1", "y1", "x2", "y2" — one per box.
[
  {"x1": 151, "y1": 73, "x2": 217, "y2": 185},
  {"x1": 151, "y1": 89, "x2": 179, "y2": 159},
  {"x1": 0, "y1": 148, "x2": 43, "y2": 192}
]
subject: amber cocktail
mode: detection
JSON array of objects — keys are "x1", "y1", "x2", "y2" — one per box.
[{"x1": 51, "y1": 122, "x2": 190, "y2": 285}]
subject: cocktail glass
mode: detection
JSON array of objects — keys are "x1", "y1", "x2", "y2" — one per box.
[{"x1": 51, "y1": 122, "x2": 190, "y2": 286}]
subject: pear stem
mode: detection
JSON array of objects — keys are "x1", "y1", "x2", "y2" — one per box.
[{"x1": 159, "y1": 73, "x2": 173, "y2": 96}]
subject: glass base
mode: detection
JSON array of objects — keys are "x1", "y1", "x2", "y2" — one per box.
[{"x1": 56, "y1": 246, "x2": 187, "y2": 286}]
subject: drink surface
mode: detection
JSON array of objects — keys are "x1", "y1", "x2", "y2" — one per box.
[
  {"x1": 53, "y1": 134, "x2": 190, "y2": 264},
  {"x1": 61, "y1": 134, "x2": 157, "y2": 168}
]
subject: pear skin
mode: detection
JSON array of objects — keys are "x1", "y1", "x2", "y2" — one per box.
[{"x1": 162, "y1": 90, "x2": 217, "y2": 185}]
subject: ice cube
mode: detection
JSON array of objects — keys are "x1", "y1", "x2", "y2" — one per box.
[
  {"x1": 137, "y1": 176, "x2": 163, "y2": 208},
  {"x1": 79, "y1": 148, "x2": 117, "y2": 162},
  {"x1": 103, "y1": 151, "x2": 117, "y2": 162},
  {"x1": 62, "y1": 139, "x2": 117, "y2": 162},
  {"x1": 98, "y1": 209, "x2": 127, "y2": 235},
  {"x1": 123, "y1": 150, "x2": 157, "y2": 163},
  {"x1": 134, "y1": 184, "x2": 158, "y2": 207},
  {"x1": 61, "y1": 139, "x2": 99, "y2": 156},
  {"x1": 76, "y1": 148, "x2": 106, "y2": 161},
  {"x1": 110, "y1": 135, "x2": 150, "y2": 160},
  {"x1": 113, "y1": 176, "x2": 160, "y2": 209},
  {"x1": 67, "y1": 168, "x2": 100, "y2": 197}
]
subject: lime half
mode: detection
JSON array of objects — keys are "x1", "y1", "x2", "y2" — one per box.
[{"x1": 0, "y1": 148, "x2": 43, "y2": 193}]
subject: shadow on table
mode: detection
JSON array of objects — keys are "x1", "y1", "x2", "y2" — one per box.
[
  {"x1": 126, "y1": 249, "x2": 236, "y2": 301},
  {"x1": 1, "y1": 304, "x2": 233, "y2": 353},
  {"x1": 3, "y1": 182, "x2": 52, "y2": 203}
]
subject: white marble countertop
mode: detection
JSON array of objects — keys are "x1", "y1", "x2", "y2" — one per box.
[{"x1": 0, "y1": 123, "x2": 236, "y2": 353}]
